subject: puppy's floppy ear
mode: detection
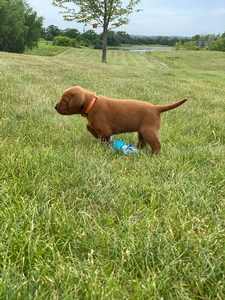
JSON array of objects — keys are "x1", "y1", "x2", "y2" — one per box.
[{"x1": 69, "y1": 92, "x2": 85, "y2": 109}]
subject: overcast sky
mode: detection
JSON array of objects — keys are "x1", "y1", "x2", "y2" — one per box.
[{"x1": 27, "y1": 0, "x2": 225, "y2": 37}]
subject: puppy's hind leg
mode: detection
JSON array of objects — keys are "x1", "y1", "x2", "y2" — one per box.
[
  {"x1": 140, "y1": 128, "x2": 161, "y2": 155},
  {"x1": 137, "y1": 132, "x2": 147, "y2": 148}
]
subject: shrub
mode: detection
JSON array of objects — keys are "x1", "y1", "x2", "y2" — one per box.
[
  {"x1": 174, "y1": 42, "x2": 182, "y2": 51},
  {"x1": 94, "y1": 42, "x2": 102, "y2": 49},
  {"x1": 52, "y1": 36, "x2": 78, "y2": 47},
  {"x1": 207, "y1": 38, "x2": 225, "y2": 52},
  {"x1": 183, "y1": 41, "x2": 199, "y2": 50}
]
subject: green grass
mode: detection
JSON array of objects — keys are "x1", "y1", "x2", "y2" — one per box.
[
  {"x1": 0, "y1": 46, "x2": 225, "y2": 299},
  {"x1": 25, "y1": 39, "x2": 72, "y2": 56},
  {"x1": 149, "y1": 50, "x2": 225, "y2": 71}
]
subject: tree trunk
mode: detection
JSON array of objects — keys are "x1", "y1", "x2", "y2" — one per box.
[{"x1": 101, "y1": 27, "x2": 107, "y2": 63}]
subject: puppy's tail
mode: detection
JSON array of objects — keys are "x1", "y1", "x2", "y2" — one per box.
[{"x1": 156, "y1": 98, "x2": 188, "y2": 113}]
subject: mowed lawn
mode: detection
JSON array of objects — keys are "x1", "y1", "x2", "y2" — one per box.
[
  {"x1": 0, "y1": 46, "x2": 225, "y2": 299},
  {"x1": 56, "y1": 47, "x2": 169, "y2": 68}
]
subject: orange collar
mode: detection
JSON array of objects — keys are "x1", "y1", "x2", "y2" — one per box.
[{"x1": 81, "y1": 96, "x2": 97, "y2": 117}]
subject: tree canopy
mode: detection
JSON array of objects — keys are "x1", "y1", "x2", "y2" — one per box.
[
  {"x1": 52, "y1": 0, "x2": 141, "y2": 62},
  {"x1": 0, "y1": 0, "x2": 43, "y2": 53},
  {"x1": 207, "y1": 38, "x2": 225, "y2": 52}
]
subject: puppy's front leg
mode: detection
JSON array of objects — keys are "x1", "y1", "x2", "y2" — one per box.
[
  {"x1": 86, "y1": 125, "x2": 110, "y2": 143},
  {"x1": 86, "y1": 124, "x2": 98, "y2": 138}
]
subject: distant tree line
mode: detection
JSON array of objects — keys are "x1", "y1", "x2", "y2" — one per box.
[
  {"x1": 41, "y1": 25, "x2": 192, "y2": 48},
  {"x1": 41, "y1": 25, "x2": 225, "y2": 52},
  {"x1": 174, "y1": 33, "x2": 225, "y2": 51}
]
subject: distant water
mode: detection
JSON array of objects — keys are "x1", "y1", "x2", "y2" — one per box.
[{"x1": 108, "y1": 47, "x2": 172, "y2": 52}]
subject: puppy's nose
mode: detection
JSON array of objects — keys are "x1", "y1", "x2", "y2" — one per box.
[{"x1": 54, "y1": 105, "x2": 57, "y2": 110}]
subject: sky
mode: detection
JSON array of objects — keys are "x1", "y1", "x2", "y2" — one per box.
[{"x1": 27, "y1": 0, "x2": 225, "y2": 37}]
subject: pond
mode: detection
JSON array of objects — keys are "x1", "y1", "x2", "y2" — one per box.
[{"x1": 108, "y1": 46, "x2": 173, "y2": 52}]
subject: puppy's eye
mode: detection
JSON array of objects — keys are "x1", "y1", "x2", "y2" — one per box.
[{"x1": 62, "y1": 99, "x2": 67, "y2": 103}]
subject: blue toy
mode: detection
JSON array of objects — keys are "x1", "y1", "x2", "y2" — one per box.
[{"x1": 110, "y1": 136, "x2": 139, "y2": 155}]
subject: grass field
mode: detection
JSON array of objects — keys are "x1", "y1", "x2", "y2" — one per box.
[{"x1": 0, "y1": 45, "x2": 225, "y2": 299}]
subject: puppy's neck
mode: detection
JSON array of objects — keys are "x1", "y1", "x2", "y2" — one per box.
[{"x1": 81, "y1": 96, "x2": 97, "y2": 117}]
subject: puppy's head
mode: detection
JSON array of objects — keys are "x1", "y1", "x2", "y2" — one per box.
[{"x1": 55, "y1": 86, "x2": 86, "y2": 115}]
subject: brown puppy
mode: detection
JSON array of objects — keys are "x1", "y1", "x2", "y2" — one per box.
[{"x1": 55, "y1": 86, "x2": 187, "y2": 154}]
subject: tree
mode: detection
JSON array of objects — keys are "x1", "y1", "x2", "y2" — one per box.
[
  {"x1": 183, "y1": 41, "x2": 199, "y2": 50},
  {"x1": 103, "y1": 30, "x2": 121, "y2": 46},
  {"x1": 63, "y1": 28, "x2": 80, "y2": 39},
  {"x1": 116, "y1": 31, "x2": 133, "y2": 44},
  {"x1": 44, "y1": 25, "x2": 62, "y2": 40},
  {"x1": 0, "y1": 0, "x2": 43, "y2": 53},
  {"x1": 23, "y1": 2, "x2": 44, "y2": 50},
  {"x1": 174, "y1": 42, "x2": 182, "y2": 51},
  {"x1": 53, "y1": 35, "x2": 78, "y2": 47},
  {"x1": 207, "y1": 38, "x2": 225, "y2": 52},
  {"x1": 52, "y1": 0, "x2": 141, "y2": 62},
  {"x1": 192, "y1": 34, "x2": 218, "y2": 49},
  {"x1": 81, "y1": 29, "x2": 100, "y2": 45}
]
